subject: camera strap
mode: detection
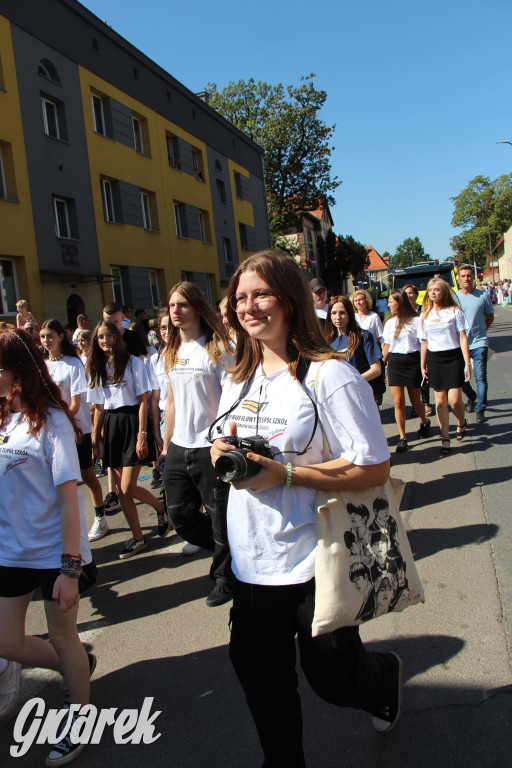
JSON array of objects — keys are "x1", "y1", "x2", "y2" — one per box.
[{"x1": 207, "y1": 355, "x2": 318, "y2": 458}]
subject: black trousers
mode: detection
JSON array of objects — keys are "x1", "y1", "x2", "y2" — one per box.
[
  {"x1": 229, "y1": 577, "x2": 396, "y2": 768},
  {"x1": 163, "y1": 442, "x2": 231, "y2": 582}
]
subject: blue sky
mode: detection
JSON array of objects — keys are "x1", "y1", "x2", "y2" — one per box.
[{"x1": 81, "y1": 0, "x2": 512, "y2": 260}]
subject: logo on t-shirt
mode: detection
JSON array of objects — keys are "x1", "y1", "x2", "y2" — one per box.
[
  {"x1": 176, "y1": 358, "x2": 189, "y2": 366},
  {"x1": 242, "y1": 399, "x2": 268, "y2": 415}
]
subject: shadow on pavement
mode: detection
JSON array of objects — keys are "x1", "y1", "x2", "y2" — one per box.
[
  {"x1": 406, "y1": 524, "x2": 499, "y2": 561},
  {"x1": 2, "y1": 634, "x2": 511, "y2": 768}
]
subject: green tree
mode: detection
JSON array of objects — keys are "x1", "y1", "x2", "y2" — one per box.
[
  {"x1": 322, "y1": 233, "x2": 369, "y2": 294},
  {"x1": 390, "y1": 237, "x2": 427, "y2": 269},
  {"x1": 450, "y1": 174, "x2": 512, "y2": 266},
  {"x1": 206, "y1": 75, "x2": 340, "y2": 243}
]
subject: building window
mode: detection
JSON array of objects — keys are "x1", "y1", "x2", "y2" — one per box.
[
  {"x1": 132, "y1": 117, "x2": 143, "y2": 153},
  {"x1": 101, "y1": 179, "x2": 117, "y2": 223},
  {"x1": 92, "y1": 94, "x2": 106, "y2": 135},
  {"x1": 141, "y1": 192, "x2": 152, "y2": 230},
  {"x1": 167, "y1": 134, "x2": 181, "y2": 169},
  {"x1": 174, "y1": 203, "x2": 187, "y2": 238},
  {"x1": 191, "y1": 148, "x2": 205, "y2": 180},
  {"x1": 239, "y1": 223, "x2": 248, "y2": 251},
  {"x1": 41, "y1": 97, "x2": 61, "y2": 139},
  {"x1": 217, "y1": 179, "x2": 227, "y2": 206},
  {"x1": 38, "y1": 59, "x2": 61, "y2": 84},
  {"x1": 199, "y1": 212, "x2": 208, "y2": 243},
  {"x1": 111, "y1": 267, "x2": 124, "y2": 304},
  {"x1": 0, "y1": 259, "x2": 19, "y2": 315},
  {"x1": 53, "y1": 197, "x2": 73, "y2": 238},
  {"x1": 234, "y1": 172, "x2": 243, "y2": 198},
  {"x1": 149, "y1": 269, "x2": 160, "y2": 308},
  {"x1": 0, "y1": 148, "x2": 6, "y2": 200},
  {"x1": 222, "y1": 237, "x2": 233, "y2": 263},
  {"x1": 92, "y1": 38, "x2": 100, "y2": 52},
  {"x1": 215, "y1": 159, "x2": 223, "y2": 173}
]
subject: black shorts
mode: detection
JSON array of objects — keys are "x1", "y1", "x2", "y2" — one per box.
[
  {"x1": 77, "y1": 432, "x2": 93, "y2": 471},
  {"x1": 0, "y1": 562, "x2": 97, "y2": 600},
  {"x1": 103, "y1": 405, "x2": 156, "y2": 468}
]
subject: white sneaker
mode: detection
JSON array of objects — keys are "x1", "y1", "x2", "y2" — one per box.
[
  {"x1": 88, "y1": 516, "x2": 109, "y2": 541},
  {"x1": 181, "y1": 542, "x2": 201, "y2": 556},
  {"x1": 0, "y1": 660, "x2": 21, "y2": 717}
]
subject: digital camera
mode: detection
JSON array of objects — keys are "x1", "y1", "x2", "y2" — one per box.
[{"x1": 215, "y1": 435, "x2": 275, "y2": 483}]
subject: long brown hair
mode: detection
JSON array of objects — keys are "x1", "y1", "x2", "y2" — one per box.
[
  {"x1": 324, "y1": 295, "x2": 362, "y2": 358},
  {"x1": 421, "y1": 278, "x2": 459, "y2": 324},
  {"x1": 40, "y1": 318, "x2": 78, "y2": 359},
  {"x1": 386, "y1": 290, "x2": 417, "y2": 339},
  {"x1": 0, "y1": 329, "x2": 80, "y2": 437},
  {"x1": 87, "y1": 320, "x2": 129, "y2": 386},
  {"x1": 163, "y1": 282, "x2": 233, "y2": 372},
  {"x1": 226, "y1": 251, "x2": 339, "y2": 383}
]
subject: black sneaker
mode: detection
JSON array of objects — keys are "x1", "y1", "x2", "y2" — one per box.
[
  {"x1": 119, "y1": 536, "x2": 147, "y2": 559},
  {"x1": 395, "y1": 438, "x2": 409, "y2": 453},
  {"x1": 206, "y1": 579, "x2": 233, "y2": 607},
  {"x1": 371, "y1": 653, "x2": 402, "y2": 734},
  {"x1": 418, "y1": 418, "x2": 431, "y2": 438},
  {"x1": 476, "y1": 411, "x2": 485, "y2": 423},
  {"x1": 95, "y1": 464, "x2": 107, "y2": 478},
  {"x1": 465, "y1": 398, "x2": 476, "y2": 414},
  {"x1": 103, "y1": 492, "x2": 121, "y2": 515},
  {"x1": 150, "y1": 469, "x2": 163, "y2": 490},
  {"x1": 46, "y1": 724, "x2": 87, "y2": 767},
  {"x1": 157, "y1": 508, "x2": 171, "y2": 537}
]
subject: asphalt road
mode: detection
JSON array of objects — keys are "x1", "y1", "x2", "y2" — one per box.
[{"x1": 1, "y1": 306, "x2": 511, "y2": 767}]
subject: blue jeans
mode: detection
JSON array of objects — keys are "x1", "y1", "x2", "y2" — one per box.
[
  {"x1": 163, "y1": 442, "x2": 231, "y2": 583},
  {"x1": 462, "y1": 346, "x2": 488, "y2": 413}
]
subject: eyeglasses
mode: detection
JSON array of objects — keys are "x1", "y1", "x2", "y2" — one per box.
[{"x1": 229, "y1": 292, "x2": 278, "y2": 313}]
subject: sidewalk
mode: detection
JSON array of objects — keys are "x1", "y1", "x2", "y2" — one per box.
[{"x1": 1, "y1": 309, "x2": 511, "y2": 767}]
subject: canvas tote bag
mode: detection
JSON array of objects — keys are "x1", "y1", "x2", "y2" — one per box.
[{"x1": 311, "y1": 367, "x2": 424, "y2": 637}]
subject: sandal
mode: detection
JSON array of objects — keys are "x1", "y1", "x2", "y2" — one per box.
[
  {"x1": 456, "y1": 420, "x2": 467, "y2": 441},
  {"x1": 425, "y1": 405, "x2": 433, "y2": 417},
  {"x1": 440, "y1": 439, "x2": 451, "y2": 456}
]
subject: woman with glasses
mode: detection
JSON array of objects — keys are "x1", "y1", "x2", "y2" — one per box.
[
  {"x1": 0, "y1": 329, "x2": 94, "y2": 766},
  {"x1": 159, "y1": 282, "x2": 234, "y2": 606},
  {"x1": 211, "y1": 251, "x2": 401, "y2": 768},
  {"x1": 87, "y1": 320, "x2": 167, "y2": 558}
]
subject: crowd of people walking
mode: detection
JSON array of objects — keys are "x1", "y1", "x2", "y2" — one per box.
[{"x1": 0, "y1": 255, "x2": 500, "y2": 766}]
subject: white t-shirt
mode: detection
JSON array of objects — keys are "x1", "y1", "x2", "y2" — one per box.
[
  {"x1": 149, "y1": 353, "x2": 168, "y2": 412},
  {"x1": 382, "y1": 316, "x2": 421, "y2": 354},
  {"x1": 217, "y1": 359, "x2": 390, "y2": 586},
  {"x1": 315, "y1": 305, "x2": 328, "y2": 319},
  {"x1": 168, "y1": 337, "x2": 233, "y2": 448},
  {"x1": 72, "y1": 328, "x2": 81, "y2": 345},
  {"x1": 46, "y1": 356, "x2": 90, "y2": 435},
  {"x1": 419, "y1": 307, "x2": 469, "y2": 351},
  {"x1": 87, "y1": 355, "x2": 149, "y2": 409},
  {"x1": 0, "y1": 409, "x2": 91, "y2": 569},
  {"x1": 356, "y1": 311, "x2": 384, "y2": 342}
]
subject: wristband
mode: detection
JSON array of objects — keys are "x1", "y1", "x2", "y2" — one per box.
[
  {"x1": 61, "y1": 553, "x2": 83, "y2": 573},
  {"x1": 138, "y1": 431, "x2": 147, "y2": 436},
  {"x1": 285, "y1": 462, "x2": 293, "y2": 489},
  {"x1": 60, "y1": 569, "x2": 80, "y2": 579}
]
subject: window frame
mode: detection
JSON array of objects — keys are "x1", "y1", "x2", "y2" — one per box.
[
  {"x1": 174, "y1": 202, "x2": 187, "y2": 238},
  {"x1": 149, "y1": 269, "x2": 160, "y2": 309},
  {"x1": 101, "y1": 179, "x2": 116, "y2": 223},
  {"x1": 166, "y1": 134, "x2": 181, "y2": 169},
  {"x1": 132, "y1": 116, "x2": 144, "y2": 153},
  {"x1": 53, "y1": 196, "x2": 71, "y2": 239},
  {"x1": 198, "y1": 211, "x2": 207, "y2": 243},
  {"x1": 141, "y1": 191, "x2": 152, "y2": 230},
  {"x1": 216, "y1": 178, "x2": 227, "y2": 206},
  {"x1": 92, "y1": 94, "x2": 106, "y2": 136},
  {"x1": 0, "y1": 258, "x2": 19, "y2": 315},
  {"x1": 41, "y1": 96, "x2": 60, "y2": 139},
  {"x1": 222, "y1": 237, "x2": 233, "y2": 264},
  {"x1": 0, "y1": 147, "x2": 6, "y2": 200},
  {"x1": 111, "y1": 266, "x2": 124, "y2": 304}
]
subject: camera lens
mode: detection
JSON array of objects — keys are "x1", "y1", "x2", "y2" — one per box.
[{"x1": 216, "y1": 451, "x2": 248, "y2": 483}]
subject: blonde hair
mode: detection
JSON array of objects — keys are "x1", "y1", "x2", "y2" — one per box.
[
  {"x1": 421, "y1": 278, "x2": 459, "y2": 324},
  {"x1": 350, "y1": 289, "x2": 373, "y2": 311},
  {"x1": 16, "y1": 299, "x2": 28, "y2": 310}
]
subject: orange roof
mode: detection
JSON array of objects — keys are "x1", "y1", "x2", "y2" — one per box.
[{"x1": 366, "y1": 246, "x2": 389, "y2": 271}]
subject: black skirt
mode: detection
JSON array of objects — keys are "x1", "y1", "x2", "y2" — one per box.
[
  {"x1": 426, "y1": 348, "x2": 464, "y2": 390},
  {"x1": 102, "y1": 405, "x2": 156, "y2": 468},
  {"x1": 387, "y1": 351, "x2": 422, "y2": 388}
]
